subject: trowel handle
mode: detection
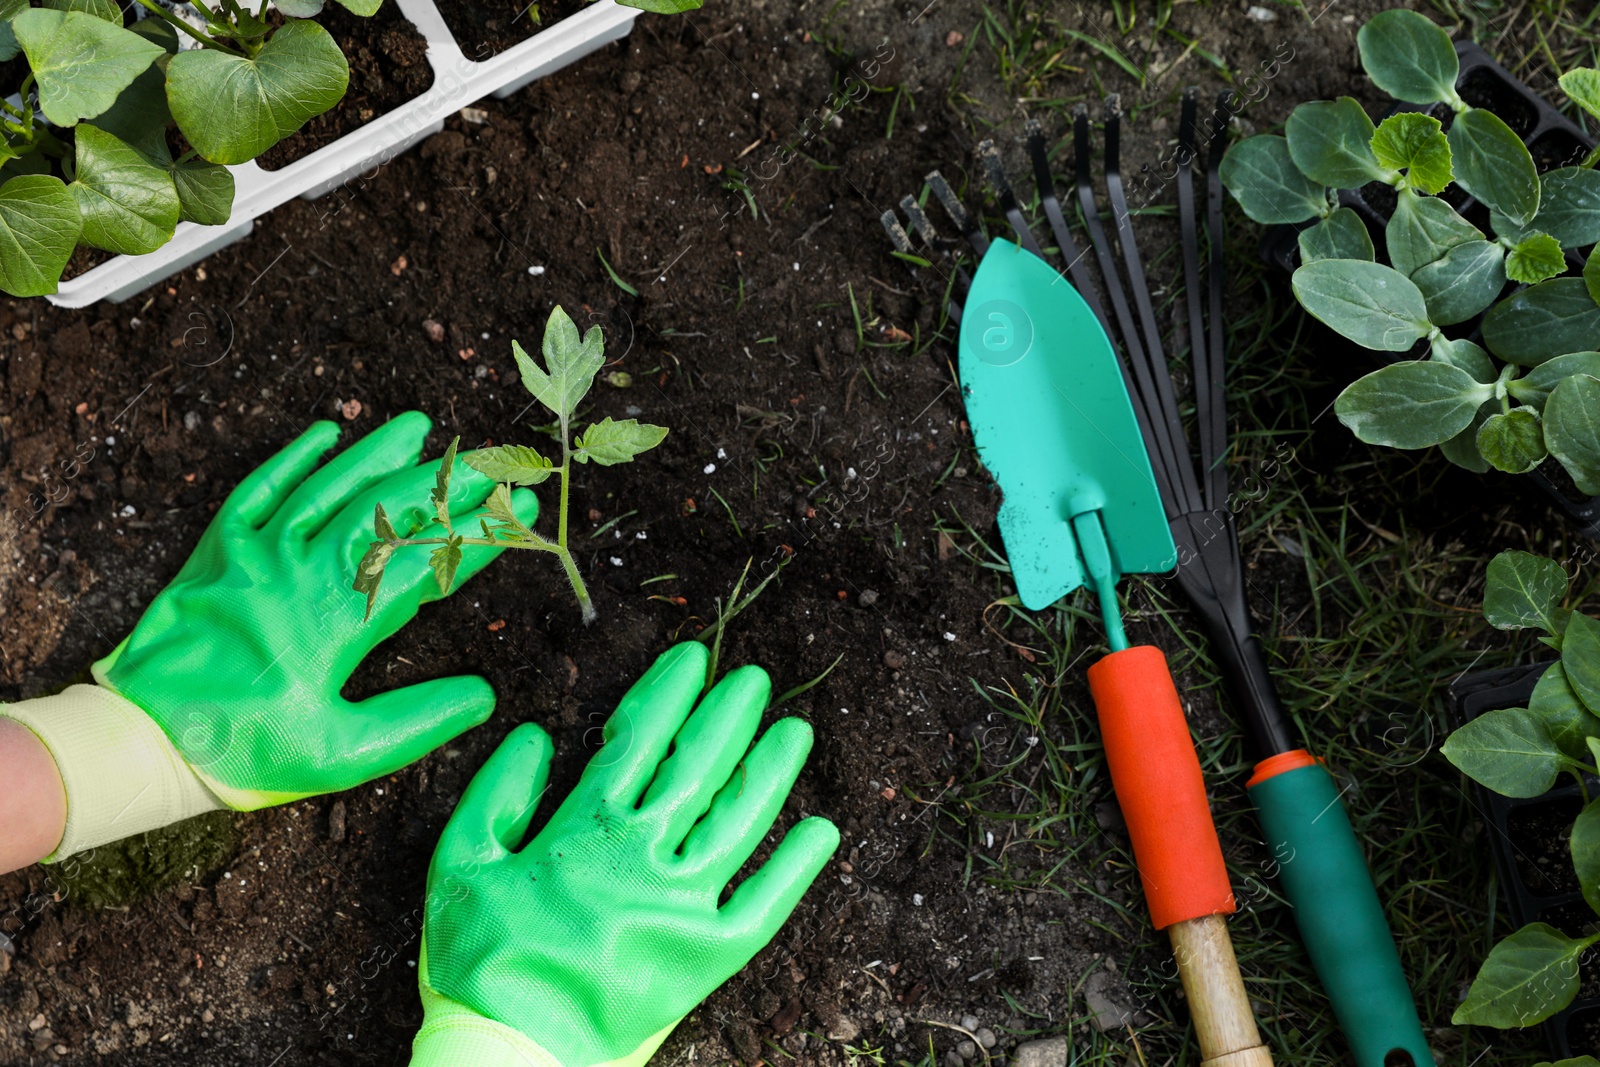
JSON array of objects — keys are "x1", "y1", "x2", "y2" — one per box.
[
  {"x1": 1248, "y1": 754, "x2": 1436, "y2": 1067},
  {"x1": 1087, "y1": 646, "x2": 1272, "y2": 1067}
]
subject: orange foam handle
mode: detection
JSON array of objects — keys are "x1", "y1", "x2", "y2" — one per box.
[{"x1": 1087, "y1": 645, "x2": 1235, "y2": 929}]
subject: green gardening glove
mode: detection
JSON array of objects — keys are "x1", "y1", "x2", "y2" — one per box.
[
  {"x1": 1, "y1": 411, "x2": 537, "y2": 861},
  {"x1": 412, "y1": 642, "x2": 840, "y2": 1067}
]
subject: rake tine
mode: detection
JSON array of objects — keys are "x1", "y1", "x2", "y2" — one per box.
[
  {"x1": 1177, "y1": 91, "x2": 1227, "y2": 521},
  {"x1": 1071, "y1": 105, "x2": 1193, "y2": 515},
  {"x1": 926, "y1": 171, "x2": 990, "y2": 258},
  {"x1": 1024, "y1": 118, "x2": 1112, "y2": 338},
  {"x1": 1205, "y1": 92, "x2": 1232, "y2": 512},
  {"x1": 1102, "y1": 96, "x2": 1202, "y2": 516},
  {"x1": 976, "y1": 141, "x2": 1046, "y2": 257},
  {"x1": 881, "y1": 208, "x2": 964, "y2": 326}
]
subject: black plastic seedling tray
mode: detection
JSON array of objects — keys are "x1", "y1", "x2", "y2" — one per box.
[
  {"x1": 1449, "y1": 663, "x2": 1600, "y2": 1057},
  {"x1": 1262, "y1": 40, "x2": 1600, "y2": 538}
]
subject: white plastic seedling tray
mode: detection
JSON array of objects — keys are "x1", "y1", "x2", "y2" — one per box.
[{"x1": 47, "y1": 0, "x2": 639, "y2": 308}]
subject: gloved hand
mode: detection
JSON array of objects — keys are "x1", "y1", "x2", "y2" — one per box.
[
  {"x1": 1, "y1": 411, "x2": 537, "y2": 861},
  {"x1": 412, "y1": 642, "x2": 839, "y2": 1067}
]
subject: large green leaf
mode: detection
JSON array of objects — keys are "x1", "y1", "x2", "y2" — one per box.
[
  {"x1": 1370, "y1": 112, "x2": 1452, "y2": 194},
  {"x1": 1453, "y1": 923, "x2": 1591, "y2": 1025},
  {"x1": 1485, "y1": 550, "x2": 1569, "y2": 633},
  {"x1": 40, "y1": 0, "x2": 121, "y2": 22},
  {"x1": 169, "y1": 160, "x2": 234, "y2": 225},
  {"x1": 14, "y1": 8, "x2": 163, "y2": 126},
  {"x1": 615, "y1": 0, "x2": 704, "y2": 11},
  {"x1": 1441, "y1": 706, "x2": 1566, "y2": 797},
  {"x1": 0, "y1": 174, "x2": 82, "y2": 297},
  {"x1": 1386, "y1": 191, "x2": 1482, "y2": 278},
  {"x1": 1506, "y1": 232, "x2": 1569, "y2": 286},
  {"x1": 167, "y1": 20, "x2": 349, "y2": 165},
  {"x1": 1292, "y1": 258, "x2": 1432, "y2": 351},
  {"x1": 1476, "y1": 408, "x2": 1547, "y2": 473},
  {"x1": 1449, "y1": 108, "x2": 1541, "y2": 228},
  {"x1": 1409, "y1": 239, "x2": 1505, "y2": 325},
  {"x1": 333, "y1": 0, "x2": 384, "y2": 12},
  {"x1": 1285, "y1": 98, "x2": 1390, "y2": 189},
  {"x1": 1529, "y1": 665, "x2": 1600, "y2": 762},
  {"x1": 86, "y1": 62, "x2": 171, "y2": 161},
  {"x1": 1510, "y1": 352, "x2": 1600, "y2": 409},
  {"x1": 1358, "y1": 9, "x2": 1460, "y2": 105},
  {"x1": 1575, "y1": 798, "x2": 1600, "y2": 915},
  {"x1": 1546, "y1": 374, "x2": 1600, "y2": 496},
  {"x1": 1298, "y1": 207, "x2": 1374, "y2": 265},
  {"x1": 513, "y1": 306, "x2": 607, "y2": 421},
  {"x1": 1588, "y1": 245, "x2": 1600, "y2": 307},
  {"x1": 0, "y1": 0, "x2": 24, "y2": 62},
  {"x1": 1440, "y1": 405, "x2": 1493, "y2": 472},
  {"x1": 1219, "y1": 135, "x2": 1329, "y2": 225},
  {"x1": 1432, "y1": 337, "x2": 1497, "y2": 383},
  {"x1": 68, "y1": 125, "x2": 179, "y2": 254},
  {"x1": 463, "y1": 444, "x2": 556, "y2": 486},
  {"x1": 1561, "y1": 68, "x2": 1600, "y2": 125},
  {"x1": 1484, "y1": 279, "x2": 1600, "y2": 366},
  {"x1": 1564, "y1": 613, "x2": 1600, "y2": 713},
  {"x1": 1515, "y1": 168, "x2": 1600, "y2": 250},
  {"x1": 1334, "y1": 360, "x2": 1492, "y2": 448}
]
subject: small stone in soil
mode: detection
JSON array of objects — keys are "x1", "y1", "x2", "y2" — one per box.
[
  {"x1": 423, "y1": 319, "x2": 445, "y2": 343},
  {"x1": 328, "y1": 801, "x2": 347, "y2": 843},
  {"x1": 1010, "y1": 1036, "x2": 1070, "y2": 1067},
  {"x1": 960, "y1": 1015, "x2": 980, "y2": 1033},
  {"x1": 884, "y1": 650, "x2": 906, "y2": 669},
  {"x1": 957, "y1": 1041, "x2": 977, "y2": 1059},
  {"x1": 859, "y1": 589, "x2": 879, "y2": 607},
  {"x1": 976, "y1": 1028, "x2": 996, "y2": 1049}
]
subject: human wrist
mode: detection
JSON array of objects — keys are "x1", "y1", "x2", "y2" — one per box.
[
  {"x1": 0, "y1": 684, "x2": 223, "y2": 861},
  {"x1": 0, "y1": 716, "x2": 68, "y2": 873}
]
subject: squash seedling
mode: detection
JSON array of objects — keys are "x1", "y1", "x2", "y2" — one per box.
[
  {"x1": 1443, "y1": 551, "x2": 1600, "y2": 1030},
  {"x1": 354, "y1": 306, "x2": 667, "y2": 624},
  {"x1": 0, "y1": 0, "x2": 699, "y2": 298},
  {"x1": 1219, "y1": 7, "x2": 1600, "y2": 492}
]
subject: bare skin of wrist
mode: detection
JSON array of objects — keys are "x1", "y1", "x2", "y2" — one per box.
[{"x1": 0, "y1": 717, "x2": 68, "y2": 875}]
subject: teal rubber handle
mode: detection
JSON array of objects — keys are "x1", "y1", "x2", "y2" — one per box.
[{"x1": 1248, "y1": 760, "x2": 1435, "y2": 1067}]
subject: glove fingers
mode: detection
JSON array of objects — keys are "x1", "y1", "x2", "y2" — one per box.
[
  {"x1": 222, "y1": 421, "x2": 340, "y2": 529},
  {"x1": 319, "y1": 675, "x2": 497, "y2": 793},
  {"x1": 268, "y1": 411, "x2": 432, "y2": 541},
  {"x1": 318, "y1": 447, "x2": 505, "y2": 566},
  {"x1": 678, "y1": 717, "x2": 814, "y2": 879},
  {"x1": 583, "y1": 642, "x2": 709, "y2": 807},
  {"x1": 435, "y1": 723, "x2": 554, "y2": 873},
  {"x1": 639, "y1": 664, "x2": 769, "y2": 843},
  {"x1": 718, "y1": 816, "x2": 839, "y2": 945}
]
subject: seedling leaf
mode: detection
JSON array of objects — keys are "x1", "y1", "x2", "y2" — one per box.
[
  {"x1": 1449, "y1": 108, "x2": 1541, "y2": 227},
  {"x1": 1517, "y1": 168, "x2": 1600, "y2": 250},
  {"x1": 374, "y1": 501, "x2": 398, "y2": 542},
  {"x1": 1509, "y1": 352, "x2": 1600, "y2": 409},
  {"x1": 433, "y1": 436, "x2": 458, "y2": 526},
  {"x1": 1297, "y1": 207, "x2": 1373, "y2": 264},
  {"x1": 1476, "y1": 408, "x2": 1546, "y2": 474},
  {"x1": 167, "y1": 20, "x2": 350, "y2": 165},
  {"x1": 1432, "y1": 338, "x2": 1497, "y2": 383},
  {"x1": 1564, "y1": 613, "x2": 1600, "y2": 713},
  {"x1": 481, "y1": 483, "x2": 532, "y2": 539},
  {"x1": 573, "y1": 417, "x2": 669, "y2": 465},
  {"x1": 1358, "y1": 9, "x2": 1460, "y2": 105},
  {"x1": 514, "y1": 306, "x2": 606, "y2": 420},
  {"x1": 429, "y1": 536, "x2": 464, "y2": 596},
  {"x1": 40, "y1": 0, "x2": 120, "y2": 22},
  {"x1": 1440, "y1": 406, "x2": 1493, "y2": 472},
  {"x1": 168, "y1": 159, "x2": 235, "y2": 226},
  {"x1": 1560, "y1": 68, "x2": 1600, "y2": 124},
  {"x1": 354, "y1": 540, "x2": 394, "y2": 621},
  {"x1": 1485, "y1": 550, "x2": 1570, "y2": 634},
  {"x1": 1386, "y1": 191, "x2": 1482, "y2": 278},
  {"x1": 1588, "y1": 246, "x2": 1600, "y2": 307},
  {"x1": 1291, "y1": 259, "x2": 1431, "y2": 351},
  {"x1": 1218, "y1": 135, "x2": 1329, "y2": 225},
  {"x1": 1285, "y1": 97, "x2": 1389, "y2": 188},
  {"x1": 1370, "y1": 112, "x2": 1452, "y2": 194},
  {"x1": 1452, "y1": 922, "x2": 1589, "y2": 1025},
  {"x1": 1529, "y1": 665, "x2": 1600, "y2": 761},
  {"x1": 1547, "y1": 374, "x2": 1600, "y2": 495},
  {"x1": 1507, "y1": 232, "x2": 1568, "y2": 286},
  {"x1": 13, "y1": 8, "x2": 163, "y2": 126},
  {"x1": 1483, "y1": 279, "x2": 1600, "y2": 366},
  {"x1": 1409, "y1": 239, "x2": 1505, "y2": 325},
  {"x1": 68, "y1": 125, "x2": 180, "y2": 255},
  {"x1": 0, "y1": 174, "x2": 82, "y2": 297},
  {"x1": 465, "y1": 444, "x2": 556, "y2": 485},
  {"x1": 615, "y1": 0, "x2": 704, "y2": 11},
  {"x1": 1335, "y1": 360, "x2": 1492, "y2": 448},
  {"x1": 1441, "y1": 706, "x2": 1566, "y2": 797},
  {"x1": 1575, "y1": 798, "x2": 1600, "y2": 917}
]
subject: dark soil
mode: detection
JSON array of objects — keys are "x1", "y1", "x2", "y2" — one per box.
[
  {"x1": 255, "y1": 2, "x2": 434, "y2": 171},
  {"x1": 434, "y1": 0, "x2": 588, "y2": 59},
  {"x1": 1510, "y1": 795, "x2": 1585, "y2": 899},
  {"x1": 0, "y1": 2, "x2": 1560, "y2": 1065}
]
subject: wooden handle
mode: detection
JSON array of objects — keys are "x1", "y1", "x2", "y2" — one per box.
[{"x1": 1168, "y1": 914, "x2": 1274, "y2": 1067}]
